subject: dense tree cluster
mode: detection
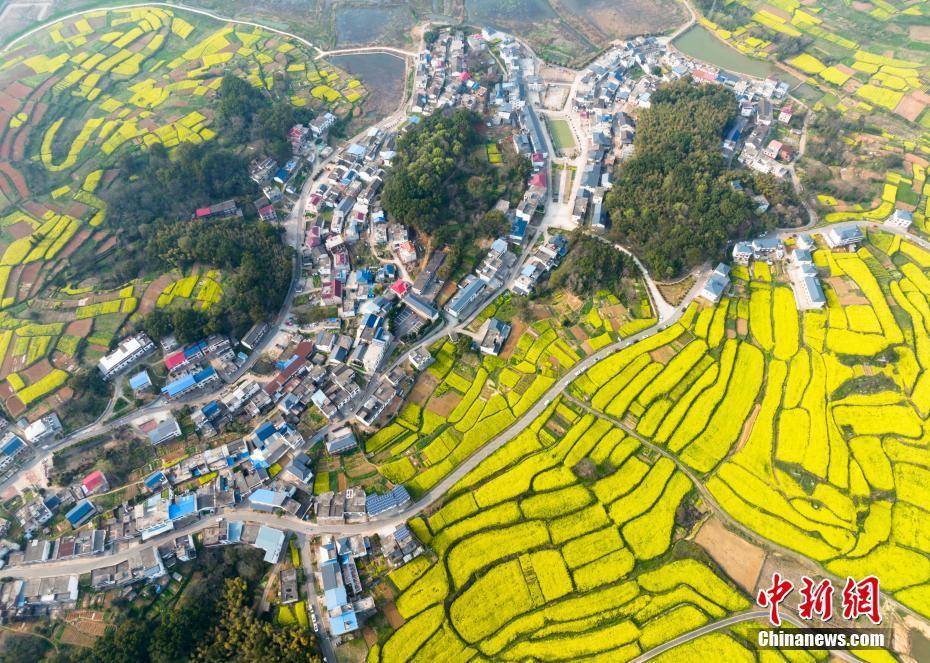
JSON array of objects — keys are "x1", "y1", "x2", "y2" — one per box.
[
  {"x1": 549, "y1": 234, "x2": 633, "y2": 296},
  {"x1": 215, "y1": 75, "x2": 301, "y2": 162},
  {"x1": 194, "y1": 578, "x2": 319, "y2": 662},
  {"x1": 98, "y1": 84, "x2": 294, "y2": 342},
  {"x1": 142, "y1": 217, "x2": 292, "y2": 342},
  {"x1": 382, "y1": 109, "x2": 479, "y2": 235},
  {"x1": 39, "y1": 547, "x2": 320, "y2": 663},
  {"x1": 382, "y1": 109, "x2": 530, "y2": 270},
  {"x1": 604, "y1": 79, "x2": 760, "y2": 278}
]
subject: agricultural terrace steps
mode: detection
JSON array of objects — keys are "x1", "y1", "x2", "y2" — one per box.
[
  {"x1": 566, "y1": 377, "x2": 930, "y2": 632},
  {"x1": 0, "y1": 2, "x2": 325, "y2": 55}
]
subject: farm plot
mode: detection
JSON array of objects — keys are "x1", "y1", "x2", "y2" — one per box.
[
  {"x1": 0, "y1": 7, "x2": 366, "y2": 415},
  {"x1": 570, "y1": 236, "x2": 930, "y2": 623},
  {"x1": 368, "y1": 318, "x2": 588, "y2": 497},
  {"x1": 373, "y1": 404, "x2": 756, "y2": 662}
]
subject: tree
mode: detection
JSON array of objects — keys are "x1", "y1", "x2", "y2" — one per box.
[
  {"x1": 604, "y1": 79, "x2": 762, "y2": 278},
  {"x1": 381, "y1": 108, "x2": 528, "y2": 274},
  {"x1": 195, "y1": 578, "x2": 320, "y2": 663},
  {"x1": 549, "y1": 234, "x2": 633, "y2": 296}
]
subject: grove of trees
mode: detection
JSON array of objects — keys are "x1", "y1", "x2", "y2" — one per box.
[
  {"x1": 604, "y1": 79, "x2": 761, "y2": 278},
  {"x1": 382, "y1": 108, "x2": 530, "y2": 273},
  {"x1": 549, "y1": 234, "x2": 634, "y2": 296}
]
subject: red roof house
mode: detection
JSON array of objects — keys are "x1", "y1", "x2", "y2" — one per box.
[
  {"x1": 164, "y1": 350, "x2": 186, "y2": 371},
  {"x1": 391, "y1": 280, "x2": 410, "y2": 296},
  {"x1": 82, "y1": 470, "x2": 109, "y2": 496},
  {"x1": 529, "y1": 171, "x2": 548, "y2": 189}
]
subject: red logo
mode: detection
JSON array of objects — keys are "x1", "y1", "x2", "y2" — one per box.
[
  {"x1": 841, "y1": 576, "x2": 882, "y2": 625},
  {"x1": 798, "y1": 576, "x2": 834, "y2": 621},
  {"x1": 757, "y1": 572, "x2": 793, "y2": 626},
  {"x1": 757, "y1": 574, "x2": 882, "y2": 626}
]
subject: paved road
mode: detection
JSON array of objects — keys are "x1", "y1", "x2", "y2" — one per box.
[
  {"x1": 315, "y1": 46, "x2": 415, "y2": 60},
  {"x1": 633, "y1": 609, "x2": 861, "y2": 663},
  {"x1": 297, "y1": 534, "x2": 337, "y2": 663}
]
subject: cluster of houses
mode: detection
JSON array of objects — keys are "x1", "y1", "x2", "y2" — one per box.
[
  {"x1": 413, "y1": 29, "x2": 495, "y2": 116},
  {"x1": 316, "y1": 534, "x2": 376, "y2": 638},
  {"x1": 0, "y1": 414, "x2": 60, "y2": 486},
  {"x1": 684, "y1": 62, "x2": 796, "y2": 176},
  {"x1": 698, "y1": 225, "x2": 868, "y2": 312},
  {"x1": 247, "y1": 112, "x2": 333, "y2": 204}
]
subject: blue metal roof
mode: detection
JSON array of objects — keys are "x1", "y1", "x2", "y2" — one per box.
[
  {"x1": 202, "y1": 401, "x2": 220, "y2": 418},
  {"x1": 65, "y1": 500, "x2": 95, "y2": 526},
  {"x1": 183, "y1": 341, "x2": 207, "y2": 359},
  {"x1": 168, "y1": 494, "x2": 197, "y2": 520},
  {"x1": 330, "y1": 610, "x2": 359, "y2": 635},
  {"x1": 255, "y1": 421, "x2": 276, "y2": 442},
  {"x1": 193, "y1": 366, "x2": 216, "y2": 383},
  {"x1": 144, "y1": 471, "x2": 166, "y2": 490},
  {"x1": 1, "y1": 436, "x2": 23, "y2": 456},
  {"x1": 250, "y1": 488, "x2": 286, "y2": 507},
  {"x1": 227, "y1": 521, "x2": 243, "y2": 542},
  {"x1": 163, "y1": 373, "x2": 196, "y2": 397},
  {"x1": 128, "y1": 370, "x2": 151, "y2": 390}
]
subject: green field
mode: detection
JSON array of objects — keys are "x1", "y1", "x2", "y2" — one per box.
[{"x1": 546, "y1": 118, "x2": 576, "y2": 154}]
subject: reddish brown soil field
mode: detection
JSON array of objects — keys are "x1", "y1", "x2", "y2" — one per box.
[
  {"x1": 0, "y1": 163, "x2": 28, "y2": 198},
  {"x1": 23, "y1": 359, "x2": 53, "y2": 383},
  {"x1": 6, "y1": 221, "x2": 32, "y2": 240},
  {"x1": 139, "y1": 273, "x2": 174, "y2": 315},
  {"x1": 59, "y1": 228, "x2": 91, "y2": 260},
  {"x1": 5, "y1": 396, "x2": 25, "y2": 418},
  {"x1": 66, "y1": 319, "x2": 93, "y2": 336},
  {"x1": 6, "y1": 82, "x2": 31, "y2": 100}
]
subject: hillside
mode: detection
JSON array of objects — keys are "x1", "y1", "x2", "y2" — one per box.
[{"x1": 0, "y1": 6, "x2": 365, "y2": 420}]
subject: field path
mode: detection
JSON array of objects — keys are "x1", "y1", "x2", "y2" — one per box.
[
  {"x1": 315, "y1": 46, "x2": 416, "y2": 60},
  {"x1": 1, "y1": 2, "x2": 325, "y2": 55}
]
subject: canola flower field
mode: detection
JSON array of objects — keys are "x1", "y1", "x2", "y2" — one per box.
[
  {"x1": 0, "y1": 6, "x2": 364, "y2": 417},
  {"x1": 368, "y1": 230, "x2": 930, "y2": 661}
]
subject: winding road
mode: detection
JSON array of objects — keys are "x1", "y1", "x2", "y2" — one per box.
[{"x1": 1, "y1": 6, "x2": 921, "y2": 659}]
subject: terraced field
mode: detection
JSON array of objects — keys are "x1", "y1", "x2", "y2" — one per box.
[
  {"x1": 579, "y1": 234, "x2": 930, "y2": 618},
  {"x1": 368, "y1": 317, "x2": 586, "y2": 497},
  {"x1": 368, "y1": 232, "x2": 930, "y2": 659},
  {"x1": 690, "y1": 0, "x2": 930, "y2": 231},
  {"x1": 367, "y1": 287, "x2": 654, "y2": 498},
  {"x1": 0, "y1": 6, "x2": 364, "y2": 417}
]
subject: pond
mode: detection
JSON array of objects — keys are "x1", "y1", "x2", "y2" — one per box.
[
  {"x1": 673, "y1": 24, "x2": 775, "y2": 78},
  {"x1": 329, "y1": 52, "x2": 406, "y2": 114},
  {"x1": 465, "y1": 0, "x2": 555, "y2": 27},
  {"x1": 335, "y1": 5, "x2": 410, "y2": 46}
]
